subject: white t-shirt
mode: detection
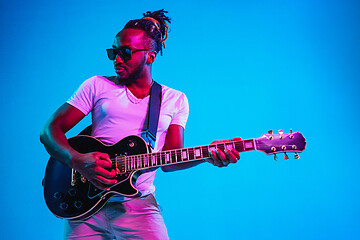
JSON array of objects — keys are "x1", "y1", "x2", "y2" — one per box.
[{"x1": 67, "y1": 76, "x2": 189, "y2": 198}]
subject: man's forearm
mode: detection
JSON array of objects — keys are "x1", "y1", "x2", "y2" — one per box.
[{"x1": 40, "y1": 103, "x2": 86, "y2": 167}]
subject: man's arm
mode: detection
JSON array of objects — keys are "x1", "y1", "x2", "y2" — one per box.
[
  {"x1": 161, "y1": 125, "x2": 203, "y2": 172},
  {"x1": 161, "y1": 125, "x2": 240, "y2": 172},
  {"x1": 40, "y1": 103, "x2": 86, "y2": 165},
  {"x1": 40, "y1": 103, "x2": 117, "y2": 190}
]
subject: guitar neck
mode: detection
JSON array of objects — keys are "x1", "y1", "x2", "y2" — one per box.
[{"x1": 115, "y1": 138, "x2": 257, "y2": 173}]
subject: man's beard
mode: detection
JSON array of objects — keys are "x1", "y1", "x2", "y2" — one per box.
[{"x1": 116, "y1": 60, "x2": 146, "y2": 86}]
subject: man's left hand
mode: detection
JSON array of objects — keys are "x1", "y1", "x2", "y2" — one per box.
[{"x1": 207, "y1": 138, "x2": 241, "y2": 167}]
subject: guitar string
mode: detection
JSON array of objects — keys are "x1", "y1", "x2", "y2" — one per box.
[
  {"x1": 107, "y1": 138, "x2": 298, "y2": 169},
  {"x1": 107, "y1": 141, "x2": 246, "y2": 167},
  {"x1": 108, "y1": 141, "x2": 245, "y2": 162}
]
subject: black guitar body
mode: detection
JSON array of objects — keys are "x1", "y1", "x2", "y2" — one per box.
[{"x1": 43, "y1": 135, "x2": 149, "y2": 220}]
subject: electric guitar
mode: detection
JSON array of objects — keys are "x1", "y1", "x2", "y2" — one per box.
[{"x1": 43, "y1": 130, "x2": 306, "y2": 220}]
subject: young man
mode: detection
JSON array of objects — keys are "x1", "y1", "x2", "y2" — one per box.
[{"x1": 41, "y1": 10, "x2": 240, "y2": 240}]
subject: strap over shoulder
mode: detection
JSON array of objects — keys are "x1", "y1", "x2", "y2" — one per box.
[{"x1": 146, "y1": 81, "x2": 162, "y2": 149}]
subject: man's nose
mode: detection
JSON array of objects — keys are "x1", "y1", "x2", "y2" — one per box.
[{"x1": 115, "y1": 54, "x2": 124, "y2": 63}]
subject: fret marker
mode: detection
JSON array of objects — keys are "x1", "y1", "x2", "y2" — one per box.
[
  {"x1": 182, "y1": 150, "x2": 188, "y2": 160},
  {"x1": 225, "y1": 143, "x2": 234, "y2": 150},
  {"x1": 243, "y1": 139, "x2": 256, "y2": 151},
  {"x1": 195, "y1": 148, "x2": 201, "y2": 158},
  {"x1": 244, "y1": 141, "x2": 253, "y2": 149}
]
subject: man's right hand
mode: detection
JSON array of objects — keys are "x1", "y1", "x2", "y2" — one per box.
[{"x1": 71, "y1": 152, "x2": 118, "y2": 190}]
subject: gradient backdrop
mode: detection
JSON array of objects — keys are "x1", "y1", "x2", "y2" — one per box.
[{"x1": 1, "y1": 0, "x2": 359, "y2": 239}]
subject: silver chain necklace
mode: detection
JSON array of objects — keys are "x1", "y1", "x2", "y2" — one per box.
[{"x1": 125, "y1": 81, "x2": 154, "y2": 104}]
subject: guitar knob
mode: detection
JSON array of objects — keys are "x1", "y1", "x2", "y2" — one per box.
[
  {"x1": 59, "y1": 202, "x2": 69, "y2": 210},
  {"x1": 68, "y1": 188, "x2": 77, "y2": 197},
  {"x1": 81, "y1": 176, "x2": 87, "y2": 183},
  {"x1": 128, "y1": 140, "x2": 135, "y2": 148},
  {"x1": 53, "y1": 192, "x2": 64, "y2": 200},
  {"x1": 74, "y1": 201, "x2": 83, "y2": 209}
]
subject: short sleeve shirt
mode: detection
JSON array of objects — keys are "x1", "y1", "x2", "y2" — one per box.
[{"x1": 67, "y1": 76, "x2": 189, "y2": 198}]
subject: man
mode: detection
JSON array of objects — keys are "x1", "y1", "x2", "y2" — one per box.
[{"x1": 41, "y1": 9, "x2": 240, "y2": 240}]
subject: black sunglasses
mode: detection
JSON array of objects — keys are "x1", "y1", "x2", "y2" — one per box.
[{"x1": 106, "y1": 47, "x2": 153, "y2": 61}]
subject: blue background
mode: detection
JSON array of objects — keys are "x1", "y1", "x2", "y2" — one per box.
[{"x1": 1, "y1": 0, "x2": 359, "y2": 239}]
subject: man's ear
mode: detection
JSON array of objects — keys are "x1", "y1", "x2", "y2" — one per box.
[{"x1": 146, "y1": 51, "x2": 157, "y2": 64}]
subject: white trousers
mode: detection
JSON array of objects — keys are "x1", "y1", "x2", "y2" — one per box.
[{"x1": 64, "y1": 194, "x2": 169, "y2": 240}]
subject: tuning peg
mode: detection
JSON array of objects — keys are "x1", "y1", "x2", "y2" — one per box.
[
  {"x1": 268, "y1": 130, "x2": 274, "y2": 140},
  {"x1": 290, "y1": 129, "x2": 293, "y2": 133},
  {"x1": 278, "y1": 130, "x2": 284, "y2": 134},
  {"x1": 284, "y1": 153, "x2": 289, "y2": 160},
  {"x1": 294, "y1": 152, "x2": 300, "y2": 159},
  {"x1": 274, "y1": 154, "x2": 277, "y2": 161}
]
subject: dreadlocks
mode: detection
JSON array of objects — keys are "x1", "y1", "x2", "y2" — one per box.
[{"x1": 121, "y1": 9, "x2": 171, "y2": 56}]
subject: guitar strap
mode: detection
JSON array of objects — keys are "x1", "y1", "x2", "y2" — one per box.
[{"x1": 145, "y1": 81, "x2": 162, "y2": 149}]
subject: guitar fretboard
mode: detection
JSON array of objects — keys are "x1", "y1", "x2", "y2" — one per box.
[{"x1": 115, "y1": 139, "x2": 256, "y2": 173}]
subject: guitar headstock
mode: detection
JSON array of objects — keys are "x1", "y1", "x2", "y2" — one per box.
[{"x1": 255, "y1": 130, "x2": 306, "y2": 160}]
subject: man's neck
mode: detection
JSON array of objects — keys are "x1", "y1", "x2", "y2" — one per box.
[{"x1": 126, "y1": 76, "x2": 154, "y2": 99}]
